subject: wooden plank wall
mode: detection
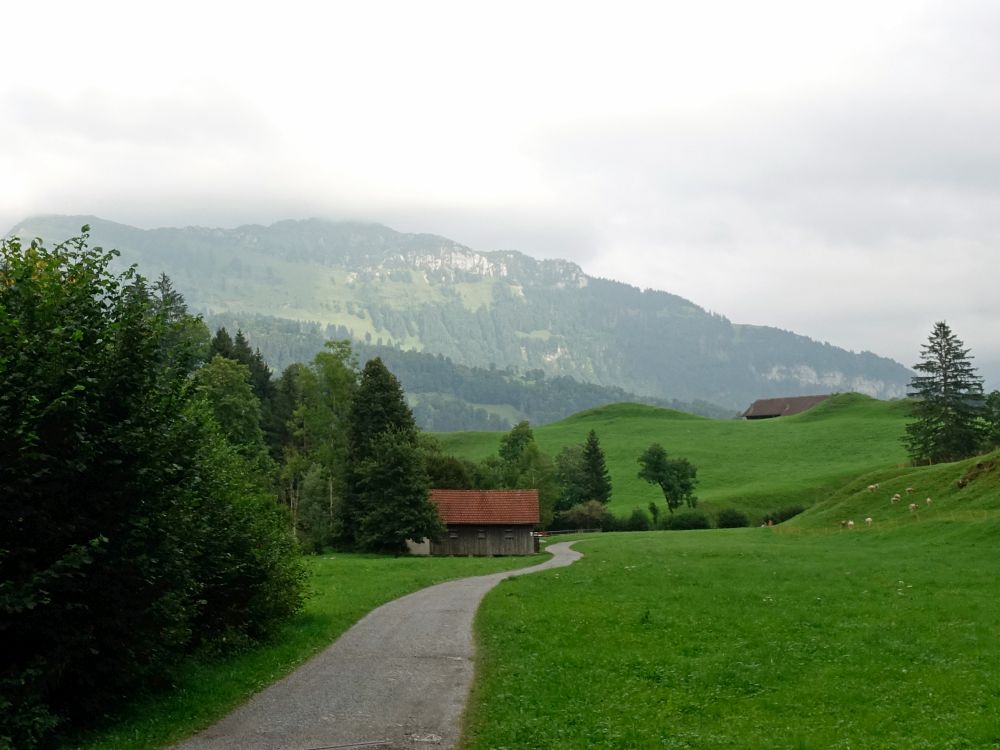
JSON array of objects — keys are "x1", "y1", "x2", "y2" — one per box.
[{"x1": 430, "y1": 525, "x2": 534, "y2": 556}]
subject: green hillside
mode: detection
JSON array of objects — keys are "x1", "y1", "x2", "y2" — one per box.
[
  {"x1": 7, "y1": 215, "x2": 911, "y2": 411},
  {"x1": 788, "y1": 446, "x2": 1000, "y2": 530},
  {"x1": 438, "y1": 393, "x2": 911, "y2": 518}
]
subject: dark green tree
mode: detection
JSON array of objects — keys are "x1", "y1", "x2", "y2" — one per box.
[
  {"x1": 554, "y1": 444, "x2": 587, "y2": 511},
  {"x1": 209, "y1": 326, "x2": 236, "y2": 360},
  {"x1": 0, "y1": 230, "x2": 303, "y2": 748},
  {"x1": 353, "y1": 429, "x2": 443, "y2": 553},
  {"x1": 637, "y1": 443, "x2": 698, "y2": 513},
  {"x1": 343, "y1": 358, "x2": 429, "y2": 549},
  {"x1": 478, "y1": 421, "x2": 557, "y2": 527},
  {"x1": 985, "y1": 391, "x2": 1000, "y2": 449},
  {"x1": 581, "y1": 430, "x2": 612, "y2": 504},
  {"x1": 904, "y1": 321, "x2": 985, "y2": 463},
  {"x1": 499, "y1": 420, "x2": 534, "y2": 463},
  {"x1": 191, "y1": 355, "x2": 267, "y2": 460}
]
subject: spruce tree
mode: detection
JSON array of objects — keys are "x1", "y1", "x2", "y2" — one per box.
[
  {"x1": 581, "y1": 429, "x2": 612, "y2": 504},
  {"x1": 343, "y1": 358, "x2": 432, "y2": 549},
  {"x1": 904, "y1": 321, "x2": 985, "y2": 464}
]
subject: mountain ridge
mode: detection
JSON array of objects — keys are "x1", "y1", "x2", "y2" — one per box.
[{"x1": 7, "y1": 214, "x2": 911, "y2": 410}]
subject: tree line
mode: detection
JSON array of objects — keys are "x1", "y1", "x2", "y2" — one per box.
[{"x1": 0, "y1": 231, "x2": 304, "y2": 749}]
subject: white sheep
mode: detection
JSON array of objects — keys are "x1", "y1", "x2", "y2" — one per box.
[
  {"x1": 906, "y1": 486, "x2": 915, "y2": 494},
  {"x1": 908, "y1": 502, "x2": 918, "y2": 512},
  {"x1": 891, "y1": 493, "x2": 901, "y2": 504},
  {"x1": 865, "y1": 517, "x2": 873, "y2": 527},
  {"x1": 925, "y1": 497, "x2": 933, "y2": 506},
  {"x1": 867, "y1": 483, "x2": 880, "y2": 492},
  {"x1": 847, "y1": 520, "x2": 855, "y2": 529}
]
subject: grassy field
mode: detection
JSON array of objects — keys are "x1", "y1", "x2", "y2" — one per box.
[
  {"x1": 463, "y1": 518, "x2": 1000, "y2": 749},
  {"x1": 438, "y1": 393, "x2": 911, "y2": 518},
  {"x1": 789, "y1": 448, "x2": 1000, "y2": 531},
  {"x1": 66, "y1": 552, "x2": 540, "y2": 750}
]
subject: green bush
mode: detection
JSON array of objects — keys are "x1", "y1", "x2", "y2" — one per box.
[
  {"x1": 553, "y1": 500, "x2": 612, "y2": 531},
  {"x1": 762, "y1": 505, "x2": 806, "y2": 525},
  {"x1": 663, "y1": 510, "x2": 712, "y2": 530},
  {"x1": 716, "y1": 508, "x2": 750, "y2": 528},
  {"x1": 0, "y1": 232, "x2": 305, "y2": 748},
  {"x1": 624, "y1": 507, "x2": 653, "y2": 531}
]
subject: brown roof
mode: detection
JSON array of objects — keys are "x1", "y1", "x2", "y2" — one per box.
[
  {"x1": 429, "y1": 489, "x2": 540, "y2": 525},
  {"x1": 742, "y1": 395, "x2": 830, "y2": 419}
]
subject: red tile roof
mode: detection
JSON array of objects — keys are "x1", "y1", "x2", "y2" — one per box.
[{"x1": 429, "y1": 489, "x2": 540, "y2": 525}]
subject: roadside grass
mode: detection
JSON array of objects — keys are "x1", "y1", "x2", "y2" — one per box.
[
  {"x1": 65, "y1": 552, "x2": 540, "y2": 750},
  {"x1": 463, "y1": 524, "x2": 1000, "y2": 750},
  {"x1": 438, "y1": 393, "x2": 910, "y2": 518}
]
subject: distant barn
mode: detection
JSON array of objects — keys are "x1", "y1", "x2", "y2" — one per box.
[
  {"x1": 741, "y1": 395, "x2": 830, "y2": 420},
  {"x1": 408, "y1": 489, "x2": 540, "y2": 556}
]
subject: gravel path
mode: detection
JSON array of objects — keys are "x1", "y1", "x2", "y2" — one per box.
[{"x1": 173, "y1": 541, "x2": 582, "y2": 750}]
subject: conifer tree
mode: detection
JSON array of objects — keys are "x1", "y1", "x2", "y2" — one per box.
[
  {"x1": 581, "y1": 429, "x2": 612, "y2": 504},
  {"x1": 343, "y1": 358, "x2": 434, "y2": 550},
  {"x1": 904, "y1": 321, "x2": 985, "y2": 464}
]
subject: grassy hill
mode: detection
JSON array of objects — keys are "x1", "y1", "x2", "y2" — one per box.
[
  {"x1": 437, "y1": 393, "x2": 912, "y2": 518},
  {"x1": 788, "y1": 446, "x2": 1000, "y2": 530}
]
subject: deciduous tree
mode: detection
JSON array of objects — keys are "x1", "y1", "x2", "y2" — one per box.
[{"x1": 637, "y1": 443, "x2": 698, "y2": 513}]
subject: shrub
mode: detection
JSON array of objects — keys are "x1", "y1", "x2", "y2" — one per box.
[
  {"x1": 663, "y1": 510, "x2": 712, "y2": 530},
  {"x1": 554, "y1": 500, "x2": 612, "y2": 531},
  {"x1": 716, "y1": 508, "x2": 750, "y2": 528},
  {"x1": 761, "y1": 505, "x2": 806, "y2": 525},
  {"x1": 624, "y1": 507, "x2": 653, "y2": 531}
]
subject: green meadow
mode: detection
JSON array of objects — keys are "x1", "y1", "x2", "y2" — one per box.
[
  {"x1": 66, "y1": 554, "x2": 537, "y2": 750},
  {"x1": 438, "y1": 393, "x2": 912, "y2": 518},
  {"x1": 72, "y1": 397, "x2": 1000, "y2": 750},
  {"x1": 463, "y1": 518, "x2": 1000, "y2": 748}
]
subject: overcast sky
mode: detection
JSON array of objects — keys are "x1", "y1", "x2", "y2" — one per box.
[{"x1": 3, "y1": 1, "x2": 999, "y2": 387}]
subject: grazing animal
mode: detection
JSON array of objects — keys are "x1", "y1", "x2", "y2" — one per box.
[
  {"x1": 867, "y1": 483, "x2": 880, "y2": 492},
  {"x1": 891, "y1": 493, "x2": 901, "y2": 504},
  {"x1": 840, "y1": 520, "x2": 848, "y2": 528},
  {"x1": 865, "y1": 517, "x2": 873, "y2": 527},
  {"x1": 847, "y1": 520, "x2": 855, "y2": 529},
  {"x1": 906, "y1": 486, "x2": 915, "y2": 494},
  {"x1": 908, "y1": 502, "x2": 918, "y2": 512},
  {"x1": 925, "y1": 497, "x2": 933, "y2": 506}
]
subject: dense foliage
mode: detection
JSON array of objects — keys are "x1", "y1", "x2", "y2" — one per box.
[
  {"x1": 637, "y1": 443, "x2": 699, "y2": 514},
  {"x1": 341, "y1": 359, "x2": 442, "y2": 552},
  {"x1": 200, "y1": 318, "x2": 738, "y2": 430},
  {"x1": 0, "y1": 231, "x2": 304, "y2": 749},
  {"x1": 904, "y1": 321, "x2": 985, "y2": 464}
]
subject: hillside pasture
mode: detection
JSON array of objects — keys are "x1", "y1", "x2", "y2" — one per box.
[
  {"x1": 789, "y1": 447, "x2": 1000, "y2": 531},
  {"x1": 438, "y1": 393, "x2": 911, "y2": 518},
  {"x1": 463, "y1": 519, "x2": 1000, "y2": 749}
]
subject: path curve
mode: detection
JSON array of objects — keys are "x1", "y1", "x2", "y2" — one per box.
[{"x1": 173, "y1": 541, "x2": 582, "y2": 750}]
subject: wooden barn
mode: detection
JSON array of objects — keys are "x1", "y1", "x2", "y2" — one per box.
[
  {"x1": 742, "y1": 394, "x2": 830, "y2": 420},
  {"x1": 408, "y1": 489, "x2": 540, "y2": 556}
]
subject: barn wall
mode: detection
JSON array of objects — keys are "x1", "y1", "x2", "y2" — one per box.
[{"x1": 430, "y1": 525, "x2": 534, "y2": 556}]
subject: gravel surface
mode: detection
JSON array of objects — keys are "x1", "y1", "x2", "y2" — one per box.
[{"x1": 173, "y1": 541, "x2": 582, "y2": 750}]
